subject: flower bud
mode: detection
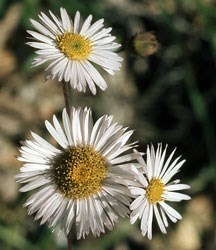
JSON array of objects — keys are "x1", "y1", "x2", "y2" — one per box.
[{"x1": 131, "y1": 32, "x2": 160, "y2": 57}]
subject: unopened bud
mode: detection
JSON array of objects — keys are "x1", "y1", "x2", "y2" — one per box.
[{"x1": 131, "y1": 32, "x2": 160, "y2": 57}]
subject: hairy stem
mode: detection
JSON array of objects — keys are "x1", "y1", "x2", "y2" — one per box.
[
  {"x1": 67, "y1": 234, "x2": 72, "y2": 250},
  {"x1": 62, "y1": 81, "x2": 73, "y2": 114}
]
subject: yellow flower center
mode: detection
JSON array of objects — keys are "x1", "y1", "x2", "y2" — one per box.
[
  {"x1": 56, "y1": 32, "x2": 92, "y2": 60},
  {"x1": 145, "y1": 178, "x2": 164, "y2": 204},
  {"x1": 52, "y1": 146, "x2": 107, "y2": 199}
]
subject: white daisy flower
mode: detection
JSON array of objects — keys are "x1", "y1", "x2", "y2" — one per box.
[
  {"x1": 129, "y1": 144, "x2": 191, "y2": 240},
  {"x1": 27, "y1": 7, "x2": 123, "y2": 94},
  {"x1": 16, "y1": 107, "x2": 139, "y2": 239}
]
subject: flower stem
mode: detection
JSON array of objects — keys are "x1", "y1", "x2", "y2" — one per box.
[
  {"x1": 67, "y1": 234, "x2": 72, "y2": 250},
  {"x1": 62, "y1": 81, "x2": 73, "y2": 114}
]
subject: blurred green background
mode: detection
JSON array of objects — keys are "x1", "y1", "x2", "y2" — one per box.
[{"x1": 0, "y1": 0, "x2": 215, "y2": 249}]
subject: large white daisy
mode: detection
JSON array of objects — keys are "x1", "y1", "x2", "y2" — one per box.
[
  {"x1": 16, "y1": 107, "x2": 139, "y2": 239},
  {"x1": 27, "y1": 7, "x2": 122, "y2": 94},
  {"x1": 129, "y1": 144, "x2": 191, "y2": 240}
]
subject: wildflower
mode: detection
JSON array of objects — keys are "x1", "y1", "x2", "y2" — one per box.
[
  {"x1": 27, "y1": 8, "x2": 122, "y2": 94},
  {"x1": 16, "y1": 107, "x2": 138, "y2": 239},
  {"x1": 129, "y1": 144, "x2": 191, "y2": 239}
]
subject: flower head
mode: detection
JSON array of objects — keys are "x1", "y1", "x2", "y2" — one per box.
[
  {"x1": 27, "y1": 8, "x2": 122, "y2": 94},
  {"x1": 16, "y1": 107, "x2": 139, "y2": 239},
  {"x1": 129, "y1": 144, "x2": 191, "y2": 240}
]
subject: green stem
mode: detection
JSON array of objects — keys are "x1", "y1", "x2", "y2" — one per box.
[{"x1": 62, "y1": 81, "x2": 73, "y2": 114}]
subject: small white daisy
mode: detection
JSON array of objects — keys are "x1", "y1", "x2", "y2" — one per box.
[
  {"x1": 27, "y1": 7, "x2": 123, "y2": 94},
  {"x1": 129, "y1": 144, "x2": 191, "y2": 240},
  {"x1": 16, "y1": 107, "x2": 139, "y2": 239}
]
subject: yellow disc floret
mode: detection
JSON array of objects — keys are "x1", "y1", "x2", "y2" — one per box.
[
  {"x1": 145, "y1": 178, "x2": 164, "y2": 204},
  {"x1": 56, "y1": 32, "x2": 92, "y2": 60},
  {"x1": 52, "y1": 146, "x2": 107, "y2": 199}
]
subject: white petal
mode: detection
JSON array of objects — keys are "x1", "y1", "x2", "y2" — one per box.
[
  {"x1": 90, "y1": 27, "x2": 112, "y2": 41},
  {"x1": 140, "y1": 202, "x2": 150, "y2": 236},
  {"x1": 27, "y1": 30, "x2": 53, "y2": 45},
  {"x1": 64, "y1": 200, "x2": 75, "y2": 235},
  {"x1": 62, "y1": 108, "x2": 74, "y2": 146},
  {"x1": 160, "y1": 202, "x2": 182, "y2": 221},
  {"x1": 90, "y1": 115, "x2": 111, "y2": 146},
  {"x1": 26, "y1": 187, "x2": 55, "y2": 214},
  {"x1": 47, "y1": 197, "x2": 68, "y2": 228},
  {"x1": 147, "y1": 205, "x2": 153, "y2": 240},
  {"x1": 130, "y1": 194, "x2": 144, "y2": 210},
  {"x1": 38, "y1": 12, "x2": 60, "y2": 35},
  {"x1": 164, "y1": 191, "x2": 191, "y2": 201},
  {"x1": 60, "y1": 7, "x2": 72, "y2": 31},
  {"x1": 27, "y1": 42, "x2": 54, "y2": 49},
  {"x1": 153, "y1": 205, "x2": 167, "y2": 234},
  {"x1": 146, "y1": 146, "x2": 153, "y2": 180},
  {"x1": 80, "y1": 14, "x2": 92, "y2": 34},
  {"x1": 83, "y1": 18, "x2": 104, "y2": 38},
  {"x1": 73, "y1": 11, "x2": 80, "y2": 33},
  {"x1": 81, "y1": 60, "x2": 107, "y2": 90},
  {"x1": 70, "y1": 107, "x2": 83, "y2": 145},
  {"x1": 154, "y1": 143, "x2": 166, "y2": 178},
  {"x1": 49, "y1": 11, "x2": 64, "y2": 34},
  {"x1": 20, "y1": 177, "x2": 50, "y2": 192},
  {"x1": 159, "y1": 147, "x2": 177, "y2": 178},
  {"x1": 53, "y1": 115, "x2": 69, "y2": 145},
  {"x1": 30, "y1": 19, "x2": 55, "y2": 38},
  {"x1": 166, "y1": 183, "x2": 190, "y2": 191},
  {"x1": 45, "y1": 119, "x2": 68, "y2": 148},
  {"x1": 162, "y1": 159, "x2": 186, "y2": 184},
  {"x1": 111, "y1": 152, "x2": 140, "y2": 164}
]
